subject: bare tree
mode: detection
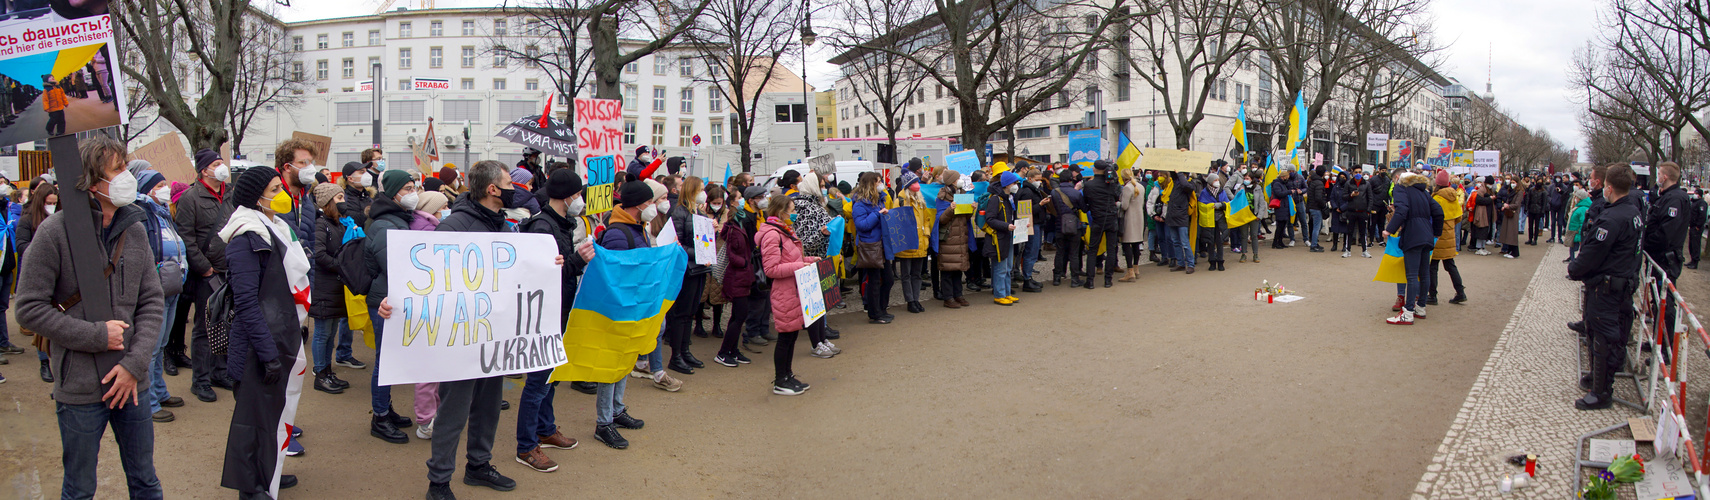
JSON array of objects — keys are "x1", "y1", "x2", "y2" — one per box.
[
  {"x1": 1340, "y1": 59, "x2": 1440, "y2": 164},
  {"x1": 587, "y1": 0, "x2": 712, "y2": 100},
  {"x1": 825, "y1": 0, "x2": 929, "y2": 159},
  {"x1": 114, "y1": 0, "x2": 248, "y2": 150},
  {"x1": 1434, "y1": 95, "x2": 1510, "y2": 151},
  {"x1": 1123, "y1": 0, "x2": 1255, "y2": 149},
  {"x1": 839, "y1": 0, "x2": 1145, "y2": 164},
  {"x1": 114, "y1": 38, "x2": 161, "y2": 147},
  {"x1": 678, "y1": 0, "x2": 801, "y2": 172},
  {"x1": 226, "y1": 23, "x2": 306, "y2": 158},
  {"x1": 1604, "y1": 0, "x2": 1710, "y2": 154},
  {"x1": 490, "y1": 1, "x2": 597, "y2": 111}
]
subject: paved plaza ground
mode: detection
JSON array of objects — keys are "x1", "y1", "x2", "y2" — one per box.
[{"x1": 0, "y1": 239, "x2": 1603, "y2": 498}]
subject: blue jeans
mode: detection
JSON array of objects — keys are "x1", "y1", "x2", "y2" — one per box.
[
  {"x1": 646, "y1": 324, "x2": 665, "y2": 374},
  {"x1": 57, "y1": 401, "x2": 163, "y2": 500},
  {"x1": 595, "y1": 377, "x2": 628, "y2": 426},
  {"x1": 1307, "y1": 209, "x2": 1324, "y2": 248},
  {"x1": 368, "y1": 304, "x2": 392, "y2": 416},
  {"x1": 1403, "y1": 246, "x2": 1431, "y2": 310},
  {"x1": 312, "y1": 317, "x2": 354, "y2": 373},
  {"x1": 1158, "y1": 223, "x2": 1175, "y2": 261},
  {"x1": 149, "y1": 294, "x2": 180, "y2": 413},
  {"x1": 1172, "y1": 226, "x2": 1194, "y2": 268},
  {"x1": 1021, "y1": 232, "x2": 1042, "y2": 280},
  {"x1": 991, "y1": 253, "x2": 1013, "y2": 298},
  {"x1": 515, "y1": 368, "x2": 557, "y2": 453}
]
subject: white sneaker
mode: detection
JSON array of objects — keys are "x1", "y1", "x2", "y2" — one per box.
[
  {"x1": 810, "y1": 342, "x2": 836, "y2": 359},
  {"x1": 1503, "y1": 253, "x2": 1516, "y2": 259},
  {"x1": 1386, "y1": 310, "x2": 1415, "y2": 325},
  {"x1": 1341, "y1": 250, "x2": 1350, "y2": 258},
  {"x1": 1287, "y1": 240, "x2": 1296, "y2": 247},
  {"x1": 1362, "y1": 250, "x2": 1372, "y2": 258},
  {"x1": 1413, "y1": 306, "x2": 1426, "y2": 319},
  {"x1": 628, "y1": 367, "x2": 652, "y2": 379},
  {"x1": 416, "y1": 418, "x2": 434, "y2": 440},
  {"x1": 1475, "y1": 249, "x2": 1491, "y2": 256},
  {"x1": 822, "y1": 341, "x2": 842, "y2": 355}
]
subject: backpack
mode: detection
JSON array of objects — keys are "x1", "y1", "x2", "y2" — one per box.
[{"x1": 336, "y1": 217, "x2": 373, "y2": 295}]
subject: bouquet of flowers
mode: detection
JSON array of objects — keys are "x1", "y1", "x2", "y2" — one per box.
[
  {"x1": 1607, "y1": 453, "x2": 1645, "y2": 482},
  {"x1": 1580, "y1": 470, "x2": 1616, "y2": 500}
]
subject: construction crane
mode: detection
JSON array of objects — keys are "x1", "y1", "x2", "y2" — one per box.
[{"x1": 373, "y1": 0, "x2": 434, "y2": 15}]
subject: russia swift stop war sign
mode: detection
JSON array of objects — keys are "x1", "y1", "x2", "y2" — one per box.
[
  {"x1": 0, "y1": 13, "x2": 128, "y2": 146},
  {"x1": 379, "y1": 230, "x2": 566, "y2": 386}
]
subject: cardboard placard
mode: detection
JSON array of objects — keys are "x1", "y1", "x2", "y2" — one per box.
[
  {"x1": 1629, "y1": 417, "x2": 1657, "y2": 442},
  {"x1": 945, "y1": 150, "x2": 980, "y2": 175},
  {"x1": 584, "y1": 155, "x2": 616, "y2": 215},
  {"x1": 1635, "y1": 455, "x2": 1694, "y2": 500},
  {"x1": 129, "y1": 132, "x2": 196, "y2": 184},
  {"x1": 954, "y1": 194, "x2": 975, "y2": 214},
  {"x1": 1586, "y1": 439, "x2": 1636, "y2": 463},
  {"x1": 573, "y1": 98, "x2": 623, "y2": 159},
  {"x1": 881, "y1": 206, "x2": 919, "y2": 260},
  {"x1": 292, "y1": 131, "x2": 333, "y2": 166},
  {"x1": 815, "y1": 258, "x2": 841, "y2": 310},
  {"x1": 1139, "y1": 148, "x2": 1217, "y2": 173}
]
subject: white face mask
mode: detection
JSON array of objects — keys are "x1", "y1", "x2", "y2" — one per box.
[
  {"x1": 398, "y1": 192, "x2": 420, "y2": 212},
  {"x1": 358, "y1": 173, "x2": 374, "y2": 188},
  {"x1": 1213, "y1": 182, "x2": 1222, "y2": 190},
  {"x1": 104, "y1": 172, "x2": 138, "y2": 207},
  {"x1": 659, "y1": 199, "x2": 670, "y2": 211},
  {"x1": 708, "y1": 203, "x2": 722, "y2": 213},
  {"x1": 299, "y1": 166, "x2": 318, "y2": 186},
  {"x1": 695, "y1": 192, "x2": 707, "y2": 205},
  {"x1": 640, "y1": 203, "x2": 659, "y2": 222},
  {"x1": 1006, "y1": 184, "x2": 1019, "y2": 194},
  {"x1": 567, "y1": 197, "x2": 586, "y2": 215},
  {"x1": 0, "y1": 184, "x2": 12, "y2": 197},
  {"x1": 45, "y1": 206, "x2": 57, "y2": 215},
  {"x1": 153, "y1": 187, "x2": 171, "y2": 205},
  {"x1": 212, "y1": 164, "x2": 231, "y2": 183}
]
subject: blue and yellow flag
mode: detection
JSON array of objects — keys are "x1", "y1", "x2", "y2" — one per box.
[
  {"x1": 1116, "y1": 132, "x2": 1141, "y2": 171},
  {"x1": 1232, "y1": 101, "x2": 1248, "y2": 162},
  {"x1": 1284, "y1": 92, "x2": 1308, "y2": 152},
  {"x1": 1262, "y1": 155, "x2": 1281, "y2": 189},
  {"x1": 551, "y1": 244, "x2": 688, "y2": 384},
  {"x1": 1373, "y1": 235, "x2": 1407, "y2": 283},
  {"x1": 1228, "y1": 186, "x2": 1257, "y2": 228}
]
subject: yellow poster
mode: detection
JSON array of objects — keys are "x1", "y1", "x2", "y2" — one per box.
[{"x1": 1139, "y1": 148, "x2": 1217, "y2": 173}]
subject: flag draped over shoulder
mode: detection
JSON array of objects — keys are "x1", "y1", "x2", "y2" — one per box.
[
  {"x1": 1116, "y1": 132, "x2": 1141, "y2": 171},
  {"x1": 1373, "y1": 235, "x2": 1407, "y2": 283},
  {"x1": 551, "y1": 245, "x2": 688, "y2": 384}
]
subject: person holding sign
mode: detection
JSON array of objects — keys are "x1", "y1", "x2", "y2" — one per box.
[
  {"x1": 362, "y1": 170, "x2": 421, "y2": 446},
  {"x1": 851, "y1": 173, "x2": 896, "y2": 324},
  {"x1": 217, "y1": 166, "x2": 312, "y2": 498},
  {"x1": 515, "y1": 169, "x2": 595, "y2": 473},
  {"x1": 894, "y1": 172, "x2": 937, "y2": 314},
  {"x1": 758, "y1": 195, "x2": 818, "y2": 395},
  {"x1": 983, "y1": 172, "x2": 1022, "y2": 304},
  {"x1": 663, "y1": 177, "x2": 712, "y2": 374}
]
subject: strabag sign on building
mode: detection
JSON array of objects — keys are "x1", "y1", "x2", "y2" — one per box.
[
  {"x1": 411, "y1": 77, "x2": 450, "y2": 91},
  {"x1": 0, "y1": 14, "x2": 127, "y2": 146},
  {"x1": 378, "y1": 231, "x2": 566, "y2": 386}
]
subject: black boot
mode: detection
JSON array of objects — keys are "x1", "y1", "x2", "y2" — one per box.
[
  {"x1": 1103, "y1": 275, "x2": 1113, "y2": 288},
  {"x1": 1052, "y1": 275, "x2": 1062, "y2": 286},
  {"x1": 1449, "y1": 291, "x2": 1467, "y2": 304},
  {"x1": 668, "y1": 355, "x2": 696, "y2": 374},
  {"x1": 371, "y1": 414, "x2": 409, "y2": 444},
  {"x1": 680, "y1": 350, "x2": 705, "y2": 369},
  {"x1": 314, "y1": 369, "x2": 345, "y2": 394},
  {"x1": 39, "y1": 359, "x2": 53, "y2": 383}
]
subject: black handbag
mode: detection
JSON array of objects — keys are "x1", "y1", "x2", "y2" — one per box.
[{"x1": 204, "y1": 274, "x2": 233, "y2": 356}]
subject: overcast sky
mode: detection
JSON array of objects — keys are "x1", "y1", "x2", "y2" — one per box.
[{"x1": 273, "y1": 0, "x2": 1598, "y2": 156}]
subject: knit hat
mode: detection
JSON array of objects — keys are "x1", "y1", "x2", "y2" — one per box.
[
  {"x1": 127, "y1": 159, "x2": 152, "y2": 178},
  {"x1": 898, "y1": 171, "x2": 921, "y2": 191},
  {"x1": 618, "y1": 180, "x2": 654, "y2": 208},
  {"x1": 635, "y1": 146, "x2": 651, "y2": 157},
  {"x1": 380, "y1": 169, "x2": 414, "y2": 199},
  {"x1": 312, "y1": 183, "x2": 342, "y2": 209},
  {"x1": 170, "y1": 182, "x2": 190, "y2": 205},
  {"x1": 438, "y1": 166, "x2": 459, "y2": 186},
  {"x1": 997, "y1": 171, "x2": 1022, "y2": 188},
  {"x1": 135, "y1": 169, "x2": 165, "y2": 195},
  {"x1": 666, "y1": 157, "x2": 685, "y2": 175},
  {"x1": 508, "y1": 167, "x2": 534, "y2": 187},
  {"x1": 194, "y1": 149, "x2": 221, "y2": 173},
  {"x1": 907, "y1": 157, "x2": 923, "y2": 172},
  {"x1": 416, "y1": 191, "x2": 449, "y2": 213},
  {"x1": 742, "y1": 185, "x2": 769, "y2": 200},
  {"x1": 231, "y1": 166, "x2": 278, "y2": 210},
  {"x1": 1435, "y1": 170, "x2": 1451, "y2": 188},
  {"x1": 644, "y1": 179, "x2": 668, "y2": 202},
  {"x1": 422, "y1": 177, "x2": 443, "y2": 193},
  {"x1": 837, "y1": 181, "x2": 852, "y2": 195},
  {"x1": 546, "y1": 169, "x2": 583, "y2": 200}
]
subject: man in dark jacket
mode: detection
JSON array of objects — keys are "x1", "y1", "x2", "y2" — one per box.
[
  {"x1": 1369, "y1": 168, "x2": 1392, "y2": 244},
  {"x1": 1688, "y1": 188, "x2": 1707, "y2": 269},
  {"x1": 1167, "y1": 172, "x2": 1198, "y2": 272},
  {"x1": 1014, "y1": 167, "x2": 1050, "y2": 292},
  {"x1": 1643, "y1": 163, "x2": 1692, "y2": 361},
  {"x1": 1383, "y1": 173, "x2": 1444, "y2": 324},
  {"x1": 1548, "y1": 177, "x2": 1568, "y2": 243},
  {"x1": 1082, "y1": 160, "x2": 1122, "y2": 288},
  {"x1": 1305, "y1": 167, "x2": 1328, "y2": 252},
  {"x1": 1049, "y1": 171, "x2": 1085, "y2": 287},
  {"x1": 1570, "y1": 164, "x2": 1642, "y2": 410},
  {"x1": 17, "y1": 135, "x2": 165, "y2": 499},
  {"x1": 175, "y1": 147, "x2": 237, "y2": 402},
  {"x1": 514, "y1": 170, "x2": 596, "y2": 472},
  {"x1": 362, "y1": 170, "x2": 418, "y2": 445},
  {"x1": 1525, "y1": 177, "x2": 1549, "y2": 245}
]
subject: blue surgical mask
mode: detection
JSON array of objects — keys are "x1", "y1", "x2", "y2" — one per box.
[
  {"x1": 789, "y1": 213, "x2": 799, "y2": 223},
  {"x1": 375, "y1": 159, "x2": 387, "y2": 170}
]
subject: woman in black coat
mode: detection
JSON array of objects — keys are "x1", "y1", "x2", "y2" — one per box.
[
  {"x1": 308, "y1": 184, "x2": 354, "y2": 394},
  {"x1": 219, "y1": 168, "x2": 312, "y2": 499}
]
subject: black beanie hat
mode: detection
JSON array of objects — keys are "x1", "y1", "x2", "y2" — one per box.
[
  {"x1": 547, "y1": 168, "x2": 583, "y2": 200},
  {"x1": 666, "y1": 157, "x2": 685, "y2": 175},
  {"x1": 194, "y1": 149, "x2": 221, "y2": 173},
  {"x1": 422, "y1": 177, "x2": 444, "y2": 193},
  {"x1": 231, "y1": 166, "x2": 278, "y2": 210},
  {"x1": 618, "y1": 180, "x2": 653, "y2": 208}
]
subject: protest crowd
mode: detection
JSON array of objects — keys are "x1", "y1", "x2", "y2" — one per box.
[{"x1": 3, "y1": 134, "x2": 1705, "y2": 500}]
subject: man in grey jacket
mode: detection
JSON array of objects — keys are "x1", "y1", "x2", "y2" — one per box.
[{"x1": 17, "y1": 135, "x2": 166, "y2": 500}]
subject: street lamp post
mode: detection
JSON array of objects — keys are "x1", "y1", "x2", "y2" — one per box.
[{"x1": 801, "y1": 13, "x2": 816, "y2": 158}]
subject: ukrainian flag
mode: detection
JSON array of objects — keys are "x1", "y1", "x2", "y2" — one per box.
[
  {"x1": 1232, "y1": 101, "x2": 1248, "y2": 163},
  {"x1": 1284, "y1": 92, "x2": 1307, "y2": 152},
  {"x1": 1228, "y1": 186, "x2": 1257, "y2": 228},
  {"x1": 1373, "y1": 235, "x2": 1407, "y2": 283},
  {"x1": 551, "y1": 244, "x2": 688, "y2": 384},
  {"x1": 1116, "y1": 132, "x2": 1141, "y2": 171},
  {"x1": 1262, "y1": 155, "x2": 1281, "y2": 189}
]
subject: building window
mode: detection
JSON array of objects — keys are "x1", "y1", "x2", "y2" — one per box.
[
  {"x1": 368, "y1": 56, "x2": 379, "y2": 76},
  {"x1": 948, "y1": 108, "x2": 956, "y2": 123},
  {"x1": 316, "y1": 60, "x2": 328, "y2": 80},
  {"x1": 907, "y1": 115, "x2": 915, "y2": 129},
  {"x1": 493, "y1": 19, "x2": 507, "y2": 36},
  {"x1": 493, "y1": 46, "x2": 506, "y2": 68},
  {"x1": 398, "y1": 79, "x2": 409, "y2": 90},
  {"x1": 525, "y1": 19, "x2": 541, "y2": 35},
  {"x1": 496, "y1": 100, "x2": 538, "y2": 122},
  {"x1": 623, "y1": 121, "x2": 637, "y2": 145},
  {"x1": 708, "y1": 88, "x2": 723, "y2": 112},
  {"x1": 654, "y1": 56, "x2": 668, "y2": 75},
  {"x1": 1258, "y1": 71, "x2": 1272, "y2": 108},
  {"x1": 461, "y1": 46, "x2": 475, "y2": 67},
  {"x1": 1017, "y1": 127, "x2": 1048, "y2": 139},
  {"x1": 316, "y1": 33, "x2": 328, "y2": 49},
  {"x1": 292, "y1": 62, "x2": 304, "y2": 81},
  {"x1": 679, "y1": 122, "x2": 693, "y2": 147},
  {"x1": 774, "y1": 103, "x2": 807, "y2": 123},
  {"x1": 461, "y1": 78, "x2": 475, "y2": 90},
  {"x1": 429, "y1": 47, "x2": 443, "y2": 68},
  {"x1": 1058, "y1": 124, "x2": 1074, "y2": 136},
  {"x1": 430, "y1": 20, "x2": 443, "y2": 36},
  {"x1": 525, "y1": 45, "x2": 540, "y2": 66},
  {"x1": 398, "y1": 48, "x2": 412, "y2": 69},
  {"x1": 335, "y1": 101, "x2": 371, "y2": 124},
  {"x1": 1219, "y1": 79, "x2": 1228, "y2": 101},
  {"x1": 341, "y1": 58, "x2": 354, "y2": 79},
  {"x1": 651, "y1": 122, "x2": 666, "y2": 145},
  {"x1": 492, "y1": 78, "x2": 506, "y2": 90},
  {"x1": 389, "y1": 100, "x2": 426, "y2": 123},
  {"x1": 341, "y1": 31, "x2": 353, "y2": 47},
  {"x1": 625, "y1": 60, "x2": 638, "y2": 74},
  {"x1": 443, "y1": 100, "x2": 481, "y2": 122},
  {"x1": 624, "y1": 85, "x2": 638, "y2": 111},
  {"x1": 399, "y1": 22, "x2": 412, "y2": 38},
  {"x1": 292, "y1": 36, "x2": 303, "y2": 51},
  {"x1": 918, "y1": 113, "x2": 925, "y2": 128},
  {"x1": 680, "y1": 88, "x2": 694, "y2": 113},
  {"x1": 652, "y1": 86, "x2": 667, "y2": 112},
  {"x1": 368, "y1": 30, "x2": 380, "y2": 46},
  {"x1": 710, "y1": 122, "x2": 724, "y2": 145},
  {"x1": 936, "y1": 110, "x2": 944, "y2": 125},
  {"x1": 462, "y1": 20, "x2": 475, "y2": 36},
  {"x1": 937, "y1": 86, "x2": 943, "y2": 99},
  {"x1": 679, "y1": 58, "x2": 693, "y2": 77},
  {"x1": 525, "y1": 79, "x2": 539, "y2": 90},
  {"x1": 1115, "y1": 74, "x2": 1131, "y2": 102}
]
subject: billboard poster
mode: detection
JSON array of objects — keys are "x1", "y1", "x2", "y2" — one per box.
[
  {"x1": 1425, "y1": 136, "x2": 1454, "y2": 168},
  {"x1": 1067, "y1": 129, "x2": 1101, "y2": 166},
  {"x1": 0, "y1": 13, "x2": 127, "y2": 146}
]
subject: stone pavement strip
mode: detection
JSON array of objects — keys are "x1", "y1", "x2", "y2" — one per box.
[{"x1": 1416, "y1": 243, "x2": 1656, "y2": 499}]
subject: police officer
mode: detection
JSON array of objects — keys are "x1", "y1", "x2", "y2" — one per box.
[
  {"x1": 1083, "y1": 160, "x2": 1122, "y2": 288},
  {"x1": 1688, "y1": 186, "x2": 1707, "y2": 270},
  {"x1": 1643, "y1": 162, "x2": 1691, "y2": 360},
  {"x1": 1568, "y1": 164, "x2": 1609, "y2": 335},
  {"x1": 1569, "y1": 164, "x2": 1643, "y2": 411}
]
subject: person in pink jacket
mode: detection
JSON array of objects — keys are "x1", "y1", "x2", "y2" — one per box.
[{"x1": 757, "y1": 194, "x2": 819, "y2": 396}]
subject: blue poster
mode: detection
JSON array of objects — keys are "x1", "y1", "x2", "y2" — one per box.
[
  {"x1": 826, "y1": 217, "x2": 846, "y2": 256},
  {"x1": 945, "y1": 150, "x2": 980, "y2": 175},
  {"x1": 1067, "y1": 129, "x2": 1101, "y2": 166},
  {"x1": 881, "y1": 206, "x2": 918, "y2": 260}
]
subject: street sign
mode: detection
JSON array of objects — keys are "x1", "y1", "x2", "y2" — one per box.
[{"x1": 691, "y1": 134, "x2": 702, "y2": 145}]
